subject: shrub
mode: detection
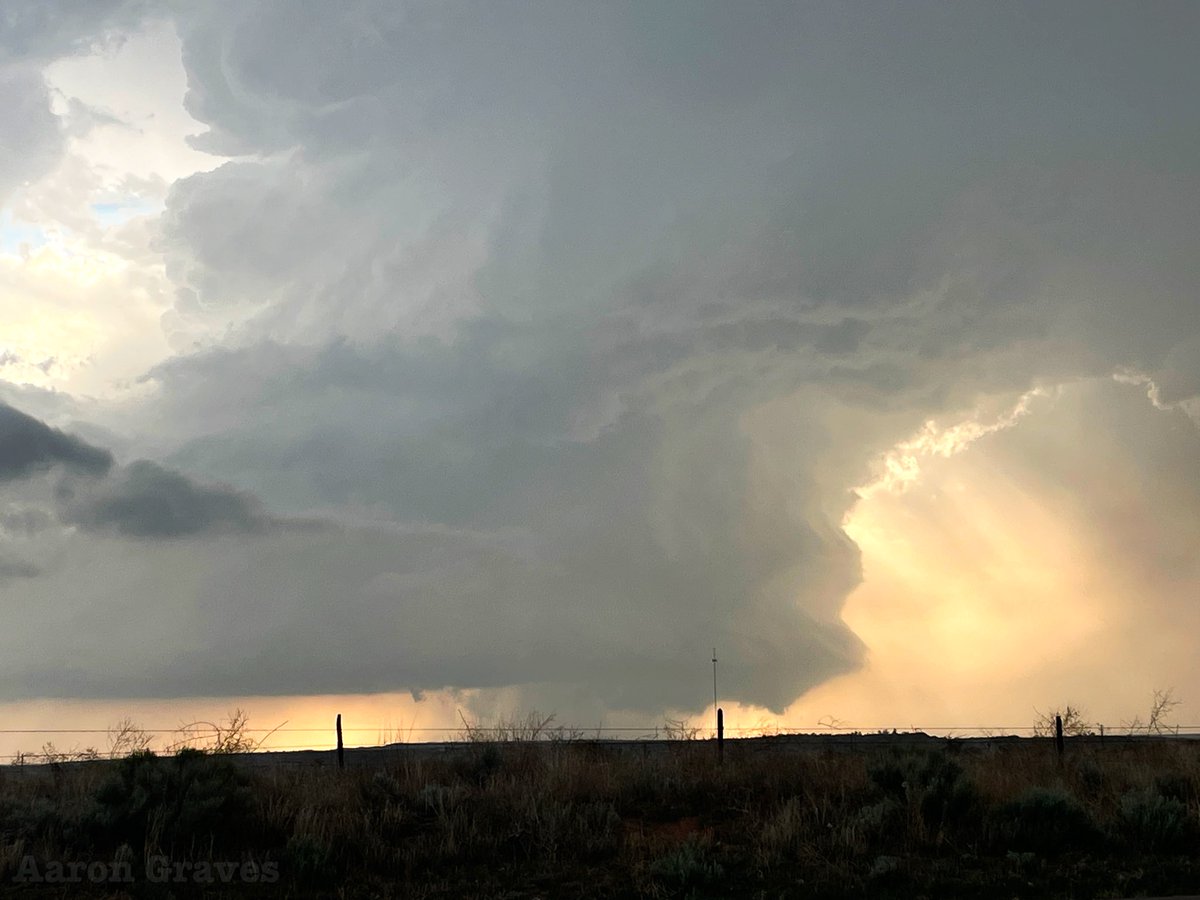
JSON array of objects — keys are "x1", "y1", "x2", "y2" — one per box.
[
  {"x1": 649, "y1": 835, "x2": 724, "y2": 888},
  {"x1": 417, "y1": 781, "x2": 467, "y2": 816},
  {"x1": 868, "y1": 853, "x2": 902, "y2": 881},
  {"x1": 563, "y1": 800, "x2": 622, "y2": 861},
  {"x1": 1071, "y1": 755, "x2": 1106, "y2": 796},
  {"x1": 1124, "y1": 688, "x2": 1183, "y2": 735},
  {"x1": 1115, "y1": 787, "x2": 1191, "y2": 853},
  {"x1": 454, "y1": 744, "x2": 503, "y2": 785},
  {"x1": 918, "y1": 757, "x2": 980, "y2": 838},
  {"x1": 866, "y1": 751, "x2": 981, "y2": 843},
  {"x1": 285, "y1": 834, "x2": 339, "y2": 884},
  {"x1": 170, "y1": 709, "x2": 260, "y2": 754},
  {"x1": 106, "y1": 718, "x2": 154, "y2": 759},
  {"x1": 850, "y1": 797, "x2": 906, "y2": 848},
  {"x1": 757, "y1": 796, "x2": 807, "y2": 863},
  {"x1": 1033, "y1": 704, "x2": 1095, "y2": 737},
  {"x1": 87, "y1": 749, "x2": 254, "y2": 854},
  {"x1": 988, "y1": 787, "x2": 1100, "y2": 854},
  {"x1": 361, "y1": 770, "x2": 403, "y2": 808},
  {"x1": 1153, "y1": 772, "x2": 1194, "y2": 806},
  {"x1": 0, "y1": 795, "x2": 72, "y2": 845}
]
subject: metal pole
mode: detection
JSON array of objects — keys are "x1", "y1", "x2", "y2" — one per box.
[
  {"x1": 712, "y1": 647, "x2": 719, "y2": 742},
  {"x1": 712, "y1": 648, "x2": 718, "y2": 715}
]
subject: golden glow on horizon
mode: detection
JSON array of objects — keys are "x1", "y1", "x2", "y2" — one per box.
[{"x1": 0, "y1": 692, "x2": 475, "y2": 761}]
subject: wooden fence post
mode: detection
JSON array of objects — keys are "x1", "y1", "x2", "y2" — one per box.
[
  {"x1": 336, "y1": 714, "x2": 345, "y2": 770},
  {"x1": 1054, "y1": 714, "x2": 1064, "y2": 765},
  {"x1": 717, "y1": 708, "x2": 724, "y2": 765}
]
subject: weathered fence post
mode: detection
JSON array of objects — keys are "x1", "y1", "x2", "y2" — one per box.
[
  {"x1": 717, "y1": 708, "x2": 724, "y2": 765},
  {"x1": 336, "y1": 714, "x2": 345, "y2": 770},
  {"x1": 1054, "y1": 714, "x2": 1064, "y2": 765}
]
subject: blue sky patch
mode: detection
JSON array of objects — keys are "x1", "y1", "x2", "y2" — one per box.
[
  {"x1": 89, "y1": 197, "x2": 159, "y2": 226},
  {"x1": 0, "y1": 211, "x2": 48, "y2": 254}
]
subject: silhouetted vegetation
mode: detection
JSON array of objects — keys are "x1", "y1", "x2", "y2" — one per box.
[
  {"x1": 87, "y1": 749, "x2": 254, "y2": 854},
  {"x1": 5, "y1": 738, "x2": 1200, "y2": 897},
  {"x1": 987, "y1": 786, "x2": 1100, "y2": 853}
]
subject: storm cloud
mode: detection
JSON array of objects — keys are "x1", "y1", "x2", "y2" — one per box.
[
  {"x1": 58, "y1": 458, "x2": 275, "y2": 538},
  {"x1": 0, "y1": 555, "x2": 38, "y2": 579},
  {"x1": 1, "y1": 2, "x2": 1198, "y2": 714},
  {"x1": 0, "y1": 0, "x2": 147, "y2": 202},
  {"x1": 0, "y1": 402, "x2": 113, "y2": 480},
  {"x1": 1, "y1": 402, "x2": 282, "y2": 539}
]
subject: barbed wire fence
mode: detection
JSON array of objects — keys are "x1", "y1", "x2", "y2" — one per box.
[{"x1": 4, "y1": 720, "x2": 1200, "y2": 765}]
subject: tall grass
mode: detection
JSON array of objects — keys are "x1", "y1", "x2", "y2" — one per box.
[{"x1": 4, "y1": 739, "x2": 1200, "y2": 897}]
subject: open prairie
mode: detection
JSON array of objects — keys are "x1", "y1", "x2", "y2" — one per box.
[{"x1": 4, "y1": 733, "x2": 1200, "y2": 898}]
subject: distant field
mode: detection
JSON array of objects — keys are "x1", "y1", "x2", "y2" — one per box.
[{"x1": 4, "y1": 733, "x2": 1200, "y2": 898}]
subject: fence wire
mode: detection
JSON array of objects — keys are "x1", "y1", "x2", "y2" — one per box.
[{"x1": 5, "y1": 722, "x2": 1200, "y2": 765}]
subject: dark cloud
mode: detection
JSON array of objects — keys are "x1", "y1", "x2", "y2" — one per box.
[
  {"x1": 0, "y1": 504, "x2": 55, "y2": 535},
  {"x1": 0, "y1": 402, "x2": 113, "y2": 481},
  {"x1": 0, "y1": 556, "x2": 38, "y2": 579},
  {"x1": 58, "y1": 459, "x2": 275, "y2": 539},
  {"x1": 0, "y1": 405, "x2": 283, "y2": 540}
]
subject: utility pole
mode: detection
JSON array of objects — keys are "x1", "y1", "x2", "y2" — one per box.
[{"x1": 712, "y1": 647, "x2": 718, "y2": 715}]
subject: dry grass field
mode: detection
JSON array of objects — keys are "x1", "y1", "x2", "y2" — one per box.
[{"x1": 3, "y1": 734, "x2": 1200, "y2": 898}]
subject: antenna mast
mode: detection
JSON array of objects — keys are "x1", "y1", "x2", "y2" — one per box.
[{"x1": 712, "y1": 647, "x2": 718, "y2": 714}]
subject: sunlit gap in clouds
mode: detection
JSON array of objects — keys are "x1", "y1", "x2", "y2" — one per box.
[
  {"x1": 671, "y1": 378, "x2": 1199, "y2": 738},
  {"x1": 802, "y1": 377, "x2": 1200, "y2": 737},
  {"x1": 829, "y1": 388, "x2": 1106, "y2": 728},
  {"x1": 0, "y1": 17, "x2": 220, "y2": 397},
  {"x1": 650, "y1": 389, "x2": 1060, "y2": 736}
]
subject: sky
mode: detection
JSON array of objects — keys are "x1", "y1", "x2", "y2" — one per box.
[{"x1": 1, "y1": 1, "x2": 1199, "y2": 753}]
